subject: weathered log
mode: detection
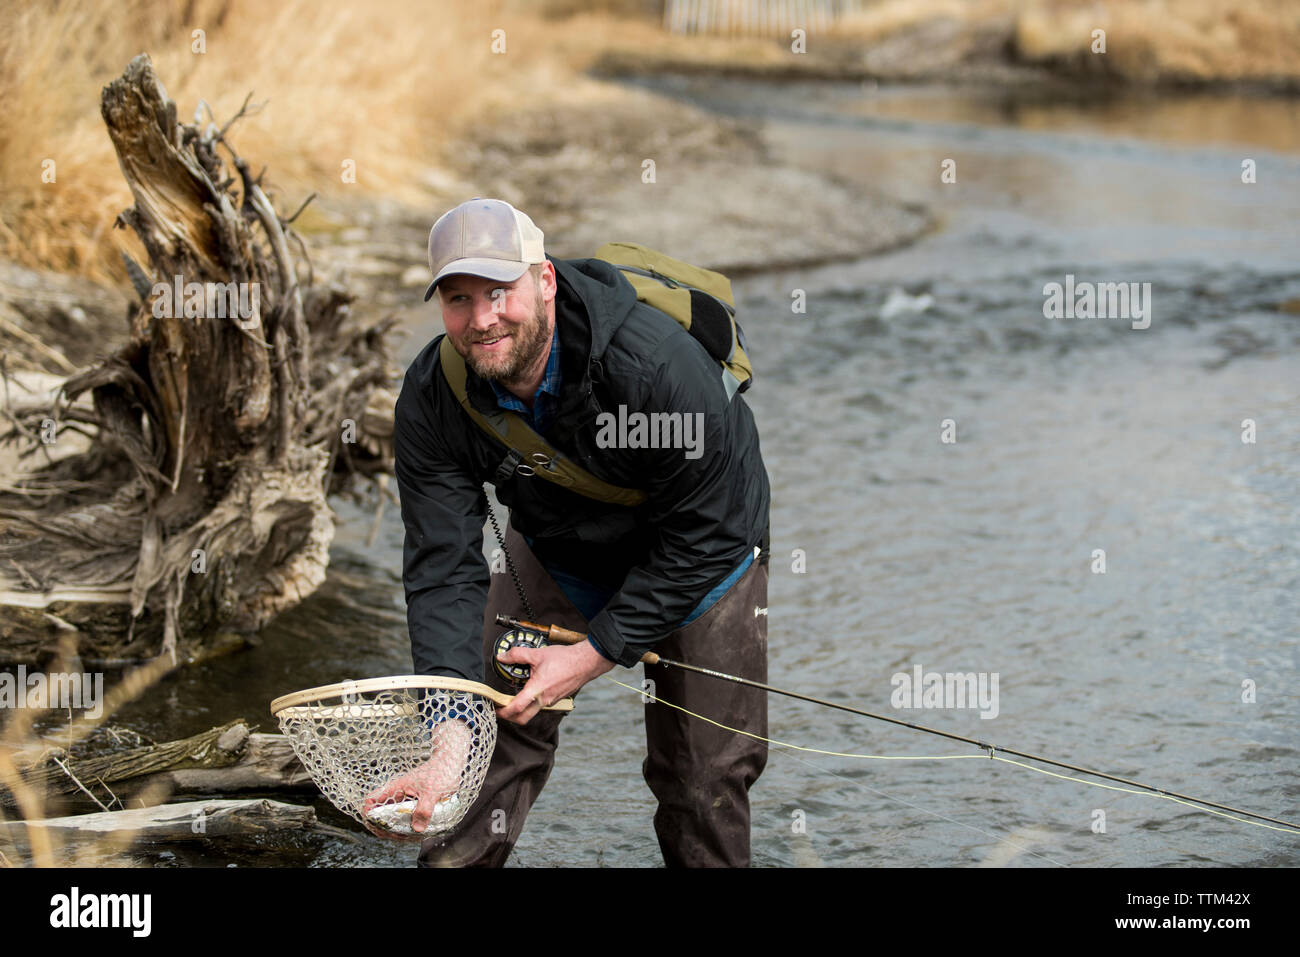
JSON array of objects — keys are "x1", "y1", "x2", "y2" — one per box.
[
  {"x1": 5, "y1": 719, "x2": 253, "y2": 806},
  {"x1": 137, "y1": 733, "x2": 313, "y2": 794},
  {"x1": 0, "y1": 53, "x2": 399, "y2": 664},
  {"x1": 1, "y1": 798, "x2": 333, "y2": 844},
  {"x1": 4, "y1": 723, "x2": 315, "y2": 833}
]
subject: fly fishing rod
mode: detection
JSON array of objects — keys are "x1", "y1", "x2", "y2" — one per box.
[{"x1": 496, "y1": 613, "x2": 1300, "y2": 833}]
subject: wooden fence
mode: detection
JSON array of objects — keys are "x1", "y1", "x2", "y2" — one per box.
[{"x1": 663, "y1": 0, "x2": 870, "y2": 35}]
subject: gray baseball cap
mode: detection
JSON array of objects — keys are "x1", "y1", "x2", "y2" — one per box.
[{"x1": 423, "y1": 198, "x2": 546, "y2": 302}]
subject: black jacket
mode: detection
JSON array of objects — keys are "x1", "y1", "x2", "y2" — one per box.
[{"x1": 394, "y1": 254, "x2": 770, "y2": 679}]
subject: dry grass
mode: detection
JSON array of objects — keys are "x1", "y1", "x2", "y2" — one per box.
[
  {"x1": 0, "y1": 0, "x2": 579, "y2": 284},
  {"x1": 0, "y1": 637, "x2": 174, "y2": 866},
  {"x1": 832, "y1": 0, "x2": 1300, "y2": 85},
  {"x1": 1015, "y1": 0, "x2": 1300, "y2": 84}
]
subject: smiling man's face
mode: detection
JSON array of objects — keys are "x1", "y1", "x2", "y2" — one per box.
[{"x1": 437, "y1": 262, "x2": 556, "y2": 390}]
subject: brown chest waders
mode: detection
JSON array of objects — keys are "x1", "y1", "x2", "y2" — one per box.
[{"x1": 417, "y1": 520, "x2": 769, "y2": 868}]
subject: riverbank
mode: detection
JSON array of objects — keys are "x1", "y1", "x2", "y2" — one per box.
[
  {"x1": 582, "y1": 1, "x2": 1300, "y2": 94},
  {"x1": 0, "y1": 68, "x2": 933, "y2": 374}
]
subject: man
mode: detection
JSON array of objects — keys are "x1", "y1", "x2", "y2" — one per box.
[{"x1": 391, "y1": 197, "x2": 771, "y2": 867}]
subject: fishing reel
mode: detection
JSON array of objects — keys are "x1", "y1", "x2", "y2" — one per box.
[{"x1": 492, "y1": 624, "x2": 549, "y2": 686}]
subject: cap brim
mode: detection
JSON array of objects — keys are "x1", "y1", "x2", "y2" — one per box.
[{"x1": 422, "y1": 259, "x2": 530, "y2": 302}]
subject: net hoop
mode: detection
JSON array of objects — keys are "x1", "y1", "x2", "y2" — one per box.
[{"x1": 270, "y1": 675, "x2": 573, "y2": 716}]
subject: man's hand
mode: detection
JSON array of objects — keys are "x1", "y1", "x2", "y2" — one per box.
[
  {"x1": 362, "y1": 718, "x2": 472, "y2": 837},
  {"x1": 496, "y1": 639, "x2": 615, "y2": 726}
]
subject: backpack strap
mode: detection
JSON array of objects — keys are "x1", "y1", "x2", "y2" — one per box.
[{"x1": 438, "y1": 336, "x2": 648, "y2": 507}]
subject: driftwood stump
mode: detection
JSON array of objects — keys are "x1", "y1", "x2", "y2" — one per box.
[{"x1": 0, "y1": 54, "x2": 398, "y2": 665}]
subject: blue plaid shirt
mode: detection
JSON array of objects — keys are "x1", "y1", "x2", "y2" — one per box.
[{"x1": 489, "y1": 326, "x2": 561, "y2": 436}]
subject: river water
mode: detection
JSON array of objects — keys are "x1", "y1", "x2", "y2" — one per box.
[{"x1": 104, "y1": 76, "x2": 1299, "y2": 867}]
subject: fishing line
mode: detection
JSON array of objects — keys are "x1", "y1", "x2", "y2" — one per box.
[
  {"x1": 601, "y1": 674, "x2": 1300, "y2": 837},
  {"x1": 497, "y1": 613, "x2": 1299, "y2": 834},
  {"x1": 756, "y1": 729, "x2": 1072, "y2": 867}
]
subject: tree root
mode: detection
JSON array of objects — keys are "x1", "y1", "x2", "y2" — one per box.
[{"x1": 0, "y1": 54, "x2": 400, "y2": 664}]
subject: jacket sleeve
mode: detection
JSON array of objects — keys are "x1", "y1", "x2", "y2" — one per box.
[
  {"x1": 584, "y1": 333, "x2": 757, "y2": 667},
  {"x1": 393, "y1": 365, "x2": 490, "y2": 681}
]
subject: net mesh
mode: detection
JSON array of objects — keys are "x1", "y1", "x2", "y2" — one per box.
[{"x1": 274, "y1": 683, "x2": 498, "y2": 841}]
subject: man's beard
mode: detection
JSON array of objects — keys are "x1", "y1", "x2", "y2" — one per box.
[{"x1": 456, "y1": 291, "x2": 551, "y2": 386}]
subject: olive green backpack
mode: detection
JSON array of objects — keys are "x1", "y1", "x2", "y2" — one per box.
[{"x1": 438, "y1": 242, "x2": 753, "y2": 505}]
